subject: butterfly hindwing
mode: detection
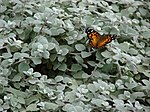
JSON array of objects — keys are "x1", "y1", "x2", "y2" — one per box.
[
  {"x1": 97, "y1": 35, "x2": 115, "y2": 48},
  {"x1": 89, "y1": 31, "x2": 101, "y2": 48}
]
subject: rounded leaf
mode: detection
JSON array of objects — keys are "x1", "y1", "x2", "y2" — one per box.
[
  {"x1": 75, "y1": 44, "x2": 85, "y2": 51},
  {"x1": 44, "y1": 102, "x2": 58, "y2": 110},
  {"x1": 58, "y1": 63, "x2": 67, "y2": 71},
  {"x1": 81, "y1": 51, "x2": 91, "y2": 58},
  {"x1": 70, "y1": 64, "x2": 82, "y2": 72},
  {"x1": 18, "y1": 62, "x2": 30, "y2": 73},
  {"x1": 61, "y1": 48, "x2": 69, "y2": 56},
  {"x1": 55, "y1": 76, "x2": 63, "y2": 82}
]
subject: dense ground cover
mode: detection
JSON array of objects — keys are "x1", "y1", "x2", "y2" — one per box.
[{"x1": 0, "y1": 0, "x2": 150, "y2": 111}]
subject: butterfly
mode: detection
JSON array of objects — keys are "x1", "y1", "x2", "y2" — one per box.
[{"x1": 85, "y1": 27, "x2": 116, "y2": 49}]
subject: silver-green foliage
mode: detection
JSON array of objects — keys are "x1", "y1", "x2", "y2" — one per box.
[{"x1": 0, "y1": 0, "x2": 150, "y2": 111}]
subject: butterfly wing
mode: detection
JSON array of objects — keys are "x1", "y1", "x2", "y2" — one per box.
[
  {"x1": 85, "y1": 28, "x2": 102, "y2": 48},
  {"x1": 85, "y1": 28, "x2": 116, "y2": 48},
  {"x1": 88, "y1": 31, "x2": 101, "y2": 48},
  {"x1": 97, "y1": 35, "x2": 116, "y2": 48}
]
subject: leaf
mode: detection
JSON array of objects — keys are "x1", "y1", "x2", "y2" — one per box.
[
  {"x1": 1, "y1": 59, "x2": 14, "y2": 67},
  {"x1": 50, "y1": 27, "x2": 59, "y2": 36},
  {"x1": 43, "y1": 28, "x2": 52, "y2": 35},
  {"x1": 61, "y1": 48, "x2": 69, "y2": 56},
  {"x1": 5, "y1": 87, "x2": 27, "y2": 98},
  {"x1": 128, "y1": 48, "x2": 138, "y2": 55},
  {"x1": 101, "y1": 51, "x2": 113, "y2": 58},
  {"x1": 29, "y1": 79, "x2": 38, "y2": 84},
  {"x1": 75, "y1": 55, "x2": 83, "y2": 64},
  {"x1": 57, "y1": 28, "x2": 65, "y2": 34},
  {"x1": 0, "y1": 107, "x2": 3, "y2": 111},
  {"x1": 26, "y1": 94, "x2": 41, "y2": 105},
  {"x1": 63, "y1": 77, "x2": 72, "y2": 84},
  {"x1": 128, "y1": 63, "x2": 138, "y2": 74},
  {"x1": 26, "y1": 104, "x2": 39, "y2": 111},
  {"x1": 128, "y1": 7, "x2": 136, "y2": 13},
  {"x1": 56, "y1": 85, "x2": 65, "y2": 91},
  {"x1": 62, "y1": 104, "x2": 74, "y2": 112},
  {"x1": 81, "y1": 51, "x2": 91, "y2": 58},
  {"x1": 33, "y1": 72, "x2": 41, "y2": 78},
  {"x1": 142, "y1": 31, "x2": 150, "y2": 39},
  {"x1": 127, "y1": 27, "x2": 139, "y2": 36},
  {"x1": 0, "y1": 5, "x2": 6, "y2": 13},
  {"x1": 143, "y1": 71, "x2": 150, "y2": 77},
  {"x1": 63, "y1": 103, "x2": 84, "y2": 112},
  {"x1": 135, "y1": 101, "x2": 143, "y2": 110},
  {"x1": 125, "y1": 79, "x2": 138, "y2": 89},
  {"x1": 82, "y1": 72, "x2": 90, "y2": 78},
  {"x1": 25, "y1": 9, "x2": 33, "y2": 15},
  {"x1": 44, "y1": 102, "x2": 58, "y2": 110},
  {"x1": 73, "y1": 71, "x2": 84, "y2": 79},
  {"x1": 70, "y1": 64, "x2": 82, "y2": 72},
  {"x1": 87, "y1": 61, "x2": 96, "y2": 67},
  {"x1": 91, "y1": 99, "x2": 103, "y2": 107},
  {"x1": 43, "y1": 51, "x2": 50, "y2": 59},
  {"x1": 58, "y1": 63, "x2": 67, "y2": 71},
  {"x1": 83, "y1": 16, "x2": 94, "y2": 26},
  {"x1": 18, "y1": 62, "x2": 30, "y2": 73},
  {"x1": 12, "y1": 74, "x2": 22, "y2": 81},
  {"x1": 111, "y1": 4, "x2": 119, "y2": 12},
  {"x1": 64, "y1": 91, "x2": 76, "y2": 102},
  {"x1": 33, "y1": 26, "x2": 41, "y2": 32},
  {"x1": 142, "y1": 79, "x2": 150, "y2": 88},
  {"x1": 87, "y1": 84, "x2": 97, "y2": 93},
  {"x1": 31, "y1": 57, "x2": 41, "y2": 65},
  {"x1": 53, "y1": 62, "x2": 61, "y2": 70},
  {"x1": 48, "y1": 43, "x2": 55, "y2": 50},
  {"x1": 2, "y1": 52, "x2": 12, "y2": 59},
  {"x1": 50, "y1": 54, "x2": 57, "y2": 61},
  {"x1": 139, "y1": 7, "x2": 147, "y2": 16},
  {"x1": 55, "y1": 76, "x2": 63, "y2": 82},
  {"x1": 14, "y1": 52, "x2": 29, "y2": 59},
  {"x1": 38, "y1": 36, "x2": 49, "y2": 45},
  {"x1": 75, "y1": 44, "x2": 85, "y2": 51},
  {"x1": 132, "y1": 92, "x2": 145, "y2": 99},
  {"x1": 64, "y1": 19, "x2": 74, "y2": 31},
  {"x1": 137, "y1": 65, "x2": 146, "y2": 73},
  {"x1": 74, "y1": 106, "x2": 83, "y2": 112},
  {"x1": 17, "y1": 97, "x2": 25, "y2": 104},
  {"x1": 104, "y1": 12, "x2": 117, "y2": 22},
  {"x1": 119, "y1": 42, "x2": 130, "y2": 52},
  {"x1": 113, "y1": 99, "x2": 125, "y2": 110}
]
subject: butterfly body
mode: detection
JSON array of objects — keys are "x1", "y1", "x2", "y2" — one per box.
[{"x1": 85, "y1": 27, "x2": 116, "y2": 48}]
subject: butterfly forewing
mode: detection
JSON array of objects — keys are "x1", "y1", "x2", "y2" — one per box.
[{"x1": 88, "y1": 31, "x2": 101, "y2": 48}]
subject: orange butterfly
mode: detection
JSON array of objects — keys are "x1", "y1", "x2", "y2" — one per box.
[{"x1": 85, "y1": 27, "x2": 116, "y2": 48}]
